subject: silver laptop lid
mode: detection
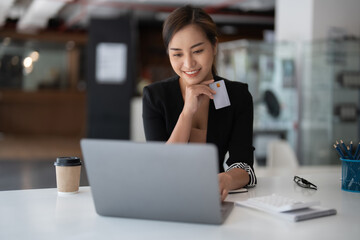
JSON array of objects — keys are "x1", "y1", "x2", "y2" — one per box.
[{"x1": 81, "y1": 139, "x2": 229, "y2": 224}]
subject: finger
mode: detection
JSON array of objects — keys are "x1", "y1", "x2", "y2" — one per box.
[
  {"x1": 221, "y1": 189, "x2": 228, "y2": 201},
  {"x1": 200, "y1": 82, "x2": 217, "y2": 94},
  {"x1": 197, "y1": 90, "x2": 214, "y2": 99},
  {"x1": 201, "y1": 79, "x2": 215, "y2": 85},
  {"x1": 204, "y1": 87, "x2": 216, "y2": 98},
  {"x1": 200, "y1": 89, "x2": 214, "y2": 99},
  {"x1": 208, "y1": 87, "x2": 216, "y2": 95},
  {"x1": 188, "y1": 86, "x2": 215, "y2": 99},
  {"x1": 198, "y1": 85, "x2": 217, "y2": 96},
  {"x1": 219, "y1": 188, "x2": 224, "y2": 201}
]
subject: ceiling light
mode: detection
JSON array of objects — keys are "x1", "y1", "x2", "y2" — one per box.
[
  {"x1": 0, "y1": 0, "x2": 15, "y2": 27},
  {"x1": 23, "y1": 57, "x2": 33, "y2": 68},
  {"x1": 17, "y1": 0, "x2": 67, "y2": 32},
  {"x1": 30, "y1": 51, "x2": 40, "y2": 62}
]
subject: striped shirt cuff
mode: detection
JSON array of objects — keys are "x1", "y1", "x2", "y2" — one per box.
[{"x1": 226, "y1": 162, "x2": 257, "y2": 187}]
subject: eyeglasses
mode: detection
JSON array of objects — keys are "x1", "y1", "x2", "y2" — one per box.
[{"x1": 293, "y1": 176, "x2": 317, "y2": 190}]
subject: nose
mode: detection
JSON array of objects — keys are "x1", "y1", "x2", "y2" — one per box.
[{"x1": 183, "y1": 54, "x2": 196, "y2": 69}]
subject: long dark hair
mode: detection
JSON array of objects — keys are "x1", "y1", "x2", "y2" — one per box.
[{"x1": 162, "y1": 5, "x2": 218, "y2": 75}]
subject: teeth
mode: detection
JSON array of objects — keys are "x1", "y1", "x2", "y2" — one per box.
[{"x1": 185, "y1": 70, "x2": 199, "y2": 74}]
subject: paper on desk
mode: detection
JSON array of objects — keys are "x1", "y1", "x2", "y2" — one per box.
[{"x1": 236, "y1": 201, "x2": 337, "y2": 222}]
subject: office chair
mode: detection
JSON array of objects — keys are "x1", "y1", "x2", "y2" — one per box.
[
  {"x1": 130, "y1": 97, "x2": 146, "y2": 142},
  {"x1": 266, "y1": 139, "x2": 298, "y2": 168}
]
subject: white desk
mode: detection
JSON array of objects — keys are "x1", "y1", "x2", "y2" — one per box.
[{"x1": 1, "y1": 170, "x2": 359, "y2": 240}]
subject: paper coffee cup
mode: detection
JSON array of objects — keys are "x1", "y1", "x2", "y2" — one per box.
[{"x1": 54, "y1": 157, "x2": 82, "y2": 194}]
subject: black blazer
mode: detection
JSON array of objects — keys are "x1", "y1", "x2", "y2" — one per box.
[{"x1": 143, "y1": 75, "x2": 256, "y2": 186}]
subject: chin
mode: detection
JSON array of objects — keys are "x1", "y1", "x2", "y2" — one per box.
[
  {"x1": 182, "y1": 74, "x2": 209, "y2": 85},
  {"x1": 183, "y1": 76, "x2": 203, "y2": 85}
]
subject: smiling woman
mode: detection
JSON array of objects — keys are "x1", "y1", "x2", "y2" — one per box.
[
  {"x1": 168, "y1": 24, "x2": 215, "y2": 87},
  {"x1": 162, "y1": 5, "x2": 218, "y2": 75},
  {"x1": 142, "y1": 5, "x2": 256, "y2": 201}
]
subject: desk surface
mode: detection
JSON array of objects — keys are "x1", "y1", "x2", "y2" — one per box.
[{"x1": 1, "y1": 169, "x2": 359, "y2": 240}]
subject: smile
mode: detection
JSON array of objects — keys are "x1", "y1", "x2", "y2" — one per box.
[{"x1": 183, "y1": 69, "x2": 201, "y2": 76}]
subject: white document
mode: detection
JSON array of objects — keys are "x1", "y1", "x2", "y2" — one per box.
[
  {"x1": 236, "y1": 194, "x2": 336, "y2": 222},
  {"x1": 96, "y1": 42, "x2": 127, "y2": 84}
]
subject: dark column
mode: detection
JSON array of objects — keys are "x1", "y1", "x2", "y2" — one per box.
[{"x1": 87, "y1": 14, "x2": 137, "y2": 139}]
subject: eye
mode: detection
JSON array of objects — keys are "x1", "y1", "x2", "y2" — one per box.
[
  {"x1": 193, "y1": 49, "x2": 203, "y2": 54},
  {"x1": 173, "y1": 53, "x2": 183, "y2": 57}
]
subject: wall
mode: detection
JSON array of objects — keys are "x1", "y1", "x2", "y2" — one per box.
[
  {"x1": 275, "y1": 0, "x2": 313, "y2": 42},
  {"x1": 313, "y1": 0, "x2": 360, "y2": 40},
  {"x1": 276, "y1": 0, "x2": 360, "y2": 42}
]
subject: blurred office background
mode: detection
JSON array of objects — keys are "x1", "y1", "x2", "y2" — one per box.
[{"x1": 0, "y1": 0, "x2": 359, "y2": 190}]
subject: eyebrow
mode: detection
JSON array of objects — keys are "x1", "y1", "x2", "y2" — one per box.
[{"x1": 169, "y1": 42, "x2": 205, "y2": 51}]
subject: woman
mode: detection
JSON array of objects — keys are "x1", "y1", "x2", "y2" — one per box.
[{"x1": 142, "y1": 5, "x2": 256, "y2": 201}]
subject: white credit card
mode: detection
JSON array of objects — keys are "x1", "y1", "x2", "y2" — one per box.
[{"x1": 209, "y1": 80, "x2": 231, "y2": 110}]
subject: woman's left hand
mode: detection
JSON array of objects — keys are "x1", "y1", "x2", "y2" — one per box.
[{"x1": 218, "y1": 172, "x2": 232, "y2": 201}]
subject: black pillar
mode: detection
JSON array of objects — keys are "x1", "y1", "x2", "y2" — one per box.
[{"x1": 87, "y1": 15, "x2": 137, "y2": 139}]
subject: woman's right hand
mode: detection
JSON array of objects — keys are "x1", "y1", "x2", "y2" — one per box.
[
  {"x1": 167, "y1": 79, "x2": 216, "y2": 144},
  {"x1": 182, "y1": 79, "x2": 216, "y2": 116}
]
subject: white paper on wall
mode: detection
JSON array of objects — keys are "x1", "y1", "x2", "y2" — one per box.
[{"x1": 96, "y1": 42, "x2": 127, "y2": 84}]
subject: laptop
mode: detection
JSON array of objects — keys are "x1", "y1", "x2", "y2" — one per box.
[{"x1": 80, "y1": 139, "x2": 234, "y2": 225}]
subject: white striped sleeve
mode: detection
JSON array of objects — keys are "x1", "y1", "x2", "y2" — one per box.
[{"x1": 226, "y1": 162, "x2": 257, "y2": 187}]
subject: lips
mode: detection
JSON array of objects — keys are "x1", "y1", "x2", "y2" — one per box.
[{"x1": 183, "y1": 69, "x2": 201, "y2": 77}]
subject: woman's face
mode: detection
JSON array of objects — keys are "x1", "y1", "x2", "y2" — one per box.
[{"x1": 168, "y1": 24, "x2": 217, "y2": 86}]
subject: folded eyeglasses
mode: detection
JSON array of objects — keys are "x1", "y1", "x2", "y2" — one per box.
[{"x1": 293, "y1": 176, "x2": 317, "y2": 190}]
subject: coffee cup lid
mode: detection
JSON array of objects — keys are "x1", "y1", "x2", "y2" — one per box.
[{"x1": 54, "y1": 157, "x2": 82, "y2": 166}]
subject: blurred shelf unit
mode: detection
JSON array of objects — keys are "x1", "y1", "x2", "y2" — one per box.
[
  {"x1": 217, "y1": 39, "x2": 360, "y2": 165},
  {"x1": 300, "y1": 40, "x2": 360, "y2": 165},
  {"x1": 0, "y1": 36, "x2": 87, "y2": 137},
  {"x1": 0, "y1": 36, "x2": 86, "y2": 92},
  {"x1": 0, "y1": 90, "x2": 86, "y2": 137},
  {"x1": 217, "y1": 40, "x2": 298, "y2": 165}
]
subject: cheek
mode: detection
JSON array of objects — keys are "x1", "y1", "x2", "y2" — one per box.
[
  {"x1": 169, "y1": 58, "x2": 181, "y2": 70},
  {"x1": 200, "y1": 54, "x2": 214, "y2": 68}
]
